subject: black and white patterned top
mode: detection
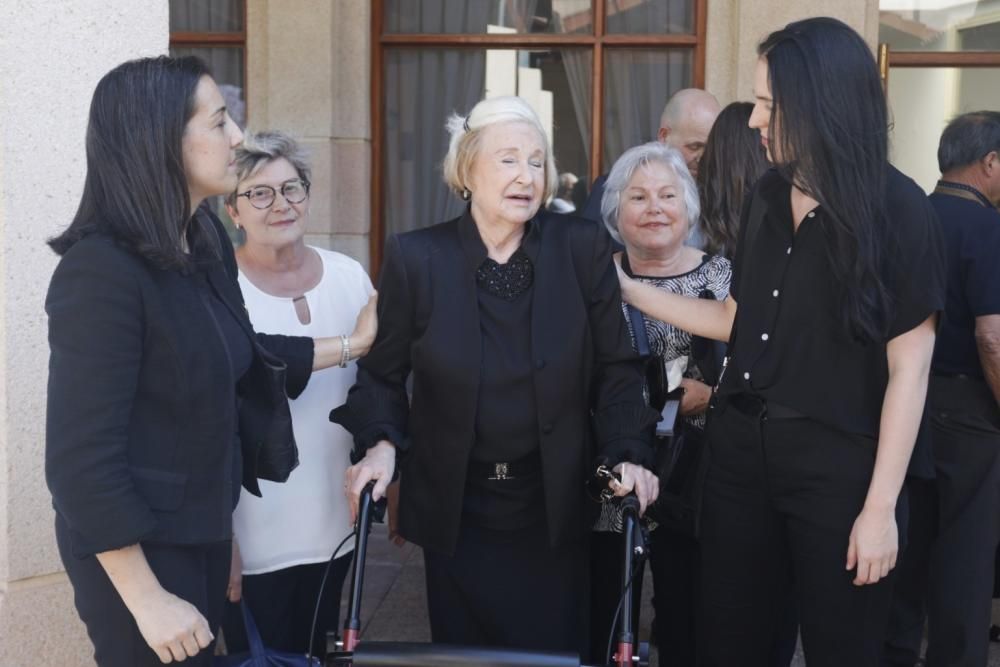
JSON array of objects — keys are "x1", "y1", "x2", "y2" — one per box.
[
  {"x1": 623, "y1": 254, "x2": 732, "y2": 430},
  {"x1": 594, "y1": 253, "x2": 732, "y2": 533}
]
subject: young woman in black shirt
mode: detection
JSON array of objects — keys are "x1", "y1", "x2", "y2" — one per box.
[{"x1": 617, "y1": 17, "x2": 945, "y2": 667}]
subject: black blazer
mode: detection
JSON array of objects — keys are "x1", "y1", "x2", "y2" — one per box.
[
  {"x1": 45, "y1": 214, "x2": 313, "y2": 559},
  {"x1": 333, "y1": 210, "x2": 655, "y2": 555}
]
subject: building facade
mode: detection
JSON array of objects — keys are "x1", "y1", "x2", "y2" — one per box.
[{"x1": 1, "y1": 1, "x2": 996, "y2": 664}]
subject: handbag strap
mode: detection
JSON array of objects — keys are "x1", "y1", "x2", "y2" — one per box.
[
  {"x1": 627, "y1": 303, "x2": 651, "y2": 357},
  {"x1": 622, "y1": 252, "x2": 653, "y2": 356},
  {"x1": 240, "y1": 599, "x2": 268, "y2": 660}
]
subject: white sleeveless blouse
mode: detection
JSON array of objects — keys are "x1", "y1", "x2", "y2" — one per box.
[{"x1": 233, "y1": 247, "x2": 373, "y2": 574}]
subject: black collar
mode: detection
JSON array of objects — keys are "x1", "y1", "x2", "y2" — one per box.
[
  {"x1": 457, "y1": 206, "x2": 541, "y2": 273},
  {"x1": 935, "y1": 180, "x2": 994, "y2": 208}
]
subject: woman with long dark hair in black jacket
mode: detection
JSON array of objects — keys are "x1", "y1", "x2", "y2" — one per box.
[
  {"x1": 45, "y1": 56, "x2": 375, "y2": 666},
  {"x1": 617, "y1": 18, "x2": 945, "y2": 666}
]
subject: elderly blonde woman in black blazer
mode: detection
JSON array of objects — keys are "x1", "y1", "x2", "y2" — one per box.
[
  {"x1": 333, "y1": 95, "x2": 659, "y2": 655},
  {"x1": 45, "y1": 56, "x2": 375, "y2": 666}
]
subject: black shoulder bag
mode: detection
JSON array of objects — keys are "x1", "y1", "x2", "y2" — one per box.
[{"x1": 626, "y1": 303, "x2": 701, "y2": 535}]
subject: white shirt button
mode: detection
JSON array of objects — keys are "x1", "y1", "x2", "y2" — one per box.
[
  {"x1": 772, "y1": 289, "x2": 779, "y2": 297},
  {"x1": 761, "y1": 333, "x2": 769, "y2": 341},
  {"x1": 807, "y1": 211, "x2": 816, "y2": 218},
  {"x1": 743, "y1": 372, "x2": 751, "y2": 380},
  {"x1": 786, "y1": 246, "x2": 792, "y2": 255}
]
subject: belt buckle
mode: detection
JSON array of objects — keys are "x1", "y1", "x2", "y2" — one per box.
[{"x1": 488, "y1": 462, "x2": 513, "y2": 481}]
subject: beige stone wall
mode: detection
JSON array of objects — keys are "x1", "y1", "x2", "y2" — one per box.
[
  {"x1": 0, "y1": 3, "x2": 168, "y2": 665},
  {"x1": 246, "y1": 0, "x2": 372, "y2": 270},
  {"x1": 705, "y1": 0, "x2": 880, "y2": 105}
]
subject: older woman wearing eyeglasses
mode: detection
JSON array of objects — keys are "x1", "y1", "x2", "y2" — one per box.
[{"x1": 220, "y1": 130, "x2": 377, "y2": 659}]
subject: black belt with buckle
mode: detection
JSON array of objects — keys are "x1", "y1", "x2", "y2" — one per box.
[{"x1": 468, "y1": 451, "x2": 541, "y2": 481}]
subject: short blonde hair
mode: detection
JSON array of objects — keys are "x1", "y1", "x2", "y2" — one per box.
[
  {"x1": 442, "y1": 96, "x2": 558, "y2": 203},
  {"x1": 225, "y1": 130, "x2": 311, "y2": 207}
]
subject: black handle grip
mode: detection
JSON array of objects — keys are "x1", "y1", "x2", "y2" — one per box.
[{"x1": 619, "y1": 494, "x2": 641, "y2": 518}]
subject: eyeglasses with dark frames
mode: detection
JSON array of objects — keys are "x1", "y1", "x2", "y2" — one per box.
[{"x1": 236, "y1": 178, "x2": 311, "y2": 210}]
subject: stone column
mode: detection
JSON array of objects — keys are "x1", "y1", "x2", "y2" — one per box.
[
  {"x1": 247, "y1": 0, "x2": 372, "y2": 269},
  {"x1": 706, "y1": 0, "x2": 879, "y2": 104},
  {"x1": 0, "y1": 2, "x2": 168, "y2": 664}
]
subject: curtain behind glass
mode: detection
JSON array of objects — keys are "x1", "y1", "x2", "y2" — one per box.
[
  {"x1": 563, "y1": 51, "x2": 592, "y2": 165},
  {"x1": 605, "y1": 0, "x2": 693, "y2": 34},
  {"x1": 602, "y1": 49, "x2": 691, "y2": 172},
  {"x1": 384, "y1": 49, "x2": 487, "y2": 236},
  {"x1": 169, "y1": 0, "x2": 243, "y2": 32},
  {"x1": 386, "y1": 0, "x2": 589, "y2": 34}
]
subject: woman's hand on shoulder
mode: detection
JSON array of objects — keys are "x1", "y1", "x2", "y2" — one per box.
[
  {"x1": 611, "y1": 462, "x2": 659, "y2": 515},
  {"x1": 350, "y1": 292, "x2": 379, "y2": 358},
  {"x1": 344, "y1": 440, "x2": 395, "y2": 523},
  {"x1": 131, "y1": 587, "x2": 214, "y2": 663}
]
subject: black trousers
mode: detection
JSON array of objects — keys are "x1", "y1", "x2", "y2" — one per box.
[
  {"x1": 422, "y1": 519, "x2": 588, "y2": 657},
  {"x1": 884, "y1": 376, "x2": 1000, "y2": 667},
  {"x1": 590, "y1": 526, "x2": 699, "y2": 666},
  {"x1": 699, "y1": 395, "x2": 897, "y2": 667},
  {"x1": 56, "y1": 515, "x2": 230, "y2": 667},
  {"x1": 222, "y1": 554, "x2": 352, "y2": 659},
  {"x1": 591, "y1": 525, "x2": 799, "y2": 667}
]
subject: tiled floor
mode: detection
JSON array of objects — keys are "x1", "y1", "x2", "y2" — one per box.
[{"x1": 341, "y1": 524, "x2": 1000, "y2": 666}]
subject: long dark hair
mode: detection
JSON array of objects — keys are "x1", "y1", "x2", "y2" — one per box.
[
  {"x1": 759, "y1": 17, "x2": 892, "y2": 343},
  {"x1": 697, "y1": 102, "x2": 769, "y2": 260},
  {"x1": 49, "y1": 56, "x2": 214, "y2": 271}
]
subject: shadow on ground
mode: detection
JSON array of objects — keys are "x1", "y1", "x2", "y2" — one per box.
[{"x1": 341, "y1": 524, "x2": 1000, "y2": 667}]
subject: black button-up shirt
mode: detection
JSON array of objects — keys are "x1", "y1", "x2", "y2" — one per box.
[{"x1": 719, "y1": 167, "x2": 946, "y2": 438}]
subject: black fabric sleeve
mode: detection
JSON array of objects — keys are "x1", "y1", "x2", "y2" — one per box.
[
  {"x1": 199, "y1": 203, "x2": 316, "y2": 397},
  {"x1": 886, "y1": 187, "x2": 947, "y2": 340},
  {"x1": 330, "y1": 234, "x2": 414, "y2": 461},
  {"x1": 582, "y1": 223, "x2": 659, "y2": 468},
  {"x1": 45, "y1": 241, "x2": 157, "y2": 557},
  {"x1": 254, "y1": 333, "x2": 314, "y2": 399}
]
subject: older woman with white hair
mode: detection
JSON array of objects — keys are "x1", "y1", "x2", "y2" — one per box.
[
  {"x1": 591, "y1": 141, "x2": 731, "y2": 665},
  {"x1": 604, "y1": 142, "x2": 730, "y2": 423},
  {"x1": 332, "y1": 96, "x2": 658, "y2": 654}
]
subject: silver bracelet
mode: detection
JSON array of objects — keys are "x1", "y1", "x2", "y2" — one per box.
[{"x1": 339, "y1": 334, "x2": 351, "y2": 368}]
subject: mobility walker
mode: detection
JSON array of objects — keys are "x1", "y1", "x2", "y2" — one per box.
[{"x1": 319, "y1": 481, "x2": 651, "y2": 667}]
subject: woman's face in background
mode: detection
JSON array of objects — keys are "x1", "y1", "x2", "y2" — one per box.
[
  {"x1": 182, "y1": 76, "x2": 244, "y2": 205},
  {"x1": 229, "y1": 157, "x2": 310, "y2": 251},
  {"x1": 618, "y1": 161, "x2": 690, "y2": 260}
]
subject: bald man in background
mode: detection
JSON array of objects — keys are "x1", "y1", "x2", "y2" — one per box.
[{"x1": 580, "y1": 88, "x2": 721, "y2": 223}]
